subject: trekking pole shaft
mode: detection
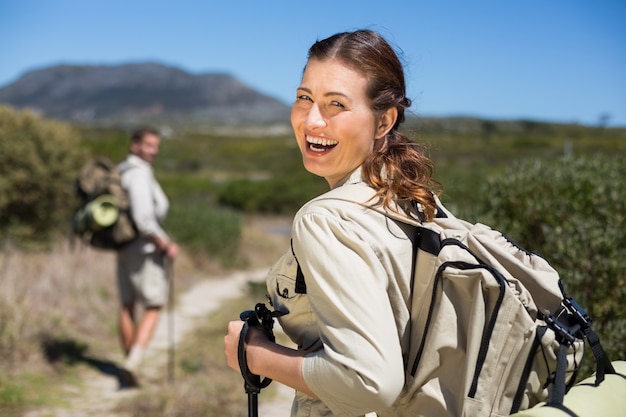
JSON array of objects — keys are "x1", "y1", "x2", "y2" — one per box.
[
  {"x1": 167, "y1": 258, "x2": 175, "y2": 384},
  {"x1": 248, "y1": 392, "x2": 259, "y2": 417}
]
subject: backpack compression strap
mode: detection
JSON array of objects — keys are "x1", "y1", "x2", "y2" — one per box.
[{"x1": 545, "y1": 294, "x2": 616, "y2": 406}]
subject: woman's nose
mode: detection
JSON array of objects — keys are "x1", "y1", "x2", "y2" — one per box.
[{"x1": 305, "y1": 103, "x2": 326, "y2": 129}]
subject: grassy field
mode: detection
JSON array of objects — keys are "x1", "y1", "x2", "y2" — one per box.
[
  {"x1": 78, "y1": 118, "x2": 626, "y2": 219},
  {"x1": 1, "y1": 117, "x2": 624, "y2": 416}
]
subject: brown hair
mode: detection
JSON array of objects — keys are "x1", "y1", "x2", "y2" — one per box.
[
  {"x1": 131, "y1": 127, "x2": 159, "y2": 144},
  {"x1": 307, "y1": 30, "x2": 440, "y2": 220}
]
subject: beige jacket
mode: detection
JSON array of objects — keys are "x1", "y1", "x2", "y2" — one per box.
[{"x1": 266, "y1": 168, "x2": 416, "y2": 417}]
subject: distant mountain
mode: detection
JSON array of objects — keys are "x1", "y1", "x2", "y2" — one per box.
[{"x1": 0, "y1": 62, "x2": 291, "y2": 129}]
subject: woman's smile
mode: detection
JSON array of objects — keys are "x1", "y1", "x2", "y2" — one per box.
[{"x1": 306, "y1": 134, "x2": 339, "y2": 154}]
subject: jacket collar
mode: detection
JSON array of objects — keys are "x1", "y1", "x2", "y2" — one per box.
[{"x1": 332, "y1": 167, "x2": 365, "y2": 189}]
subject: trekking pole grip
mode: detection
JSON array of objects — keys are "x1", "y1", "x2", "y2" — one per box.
[{"x1": 238, "y1": 303, "x2": 277, "y2": 393}]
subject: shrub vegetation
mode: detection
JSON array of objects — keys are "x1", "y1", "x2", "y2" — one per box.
[
  {"x1": 468, "y1": 155, "x2": 626, "y2": 366},
  {"x1": 0, "y1": 105, "x2": 87, "y2": 246}
]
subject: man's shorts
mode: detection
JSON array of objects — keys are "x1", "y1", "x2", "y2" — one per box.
[{"x1": 117, "y1": 250, "x2": 169, "y2": 307}]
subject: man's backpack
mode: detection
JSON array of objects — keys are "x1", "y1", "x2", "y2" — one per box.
[
  {"x1": 72, "y1": 157, "x2": 138, "y2": 250},
  {"x1": 294, "y1": 183, "x2": 615, "y2": 417}
]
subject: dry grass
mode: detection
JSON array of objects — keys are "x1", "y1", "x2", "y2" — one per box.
[
  {"x1": 0, "y1": 214, "x2": 292, "y2": 416},
  {"x1": 0, "y1": 241, "x2": 124, "y2": 415},
  {"x1": 113, "y1": 284, "x2": 261, "y2": 417},
  {"x1": 1, "y1": 242, "x2": 113, "y2": 368}
]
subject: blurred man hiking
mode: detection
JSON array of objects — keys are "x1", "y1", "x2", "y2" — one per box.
[{"x1": 117, "y1": 128, "x2": 179, "y2": 387}]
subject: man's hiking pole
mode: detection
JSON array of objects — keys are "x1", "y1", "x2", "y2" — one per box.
[
  {"x1": 238, "y1": 303, "x2": 285, "y2": 417},
  {"x1": 166, "y1": 258, "x2": 175, "y2": 384}
]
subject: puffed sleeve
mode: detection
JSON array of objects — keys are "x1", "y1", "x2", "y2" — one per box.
[{"x1": 292, "y1": 203, "x2": 405, "y2": 415}]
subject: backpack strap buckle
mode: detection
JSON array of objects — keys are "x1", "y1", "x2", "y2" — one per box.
[
  {"x1": 563, "y1": 296, "x2": 592, "y2": 329},
  {"x1": 544, "y1": 314, "x2": 577, "y2": 345}
]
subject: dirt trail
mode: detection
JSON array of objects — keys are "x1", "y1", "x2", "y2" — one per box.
[{"x1": 23, "y1": 267, "x2": 294, "y2": 417}]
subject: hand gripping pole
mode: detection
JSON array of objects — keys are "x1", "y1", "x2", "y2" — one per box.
[{"x1": 238, "y1": 303, "x2": 284, "y2": 417}]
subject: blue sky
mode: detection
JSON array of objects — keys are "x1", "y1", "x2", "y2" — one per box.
[{"x1": 1, "y1": 0, "x2": 624, "y2": 126}]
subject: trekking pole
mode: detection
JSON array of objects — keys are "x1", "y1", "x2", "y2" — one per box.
[
  {"x1": 238, "y1": 304, "x2": 285, "y2": 417},
  {"x1": 166, "y1": 257, "x2": 175, "y2": 384}
]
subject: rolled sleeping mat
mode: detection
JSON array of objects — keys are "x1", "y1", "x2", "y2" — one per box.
[
  {"x1": 74, "y1": 194, "x2": 119, "y2": 233},
  {"x1": 87, "y1": 194, "x2": 119, "y2": 228},
  {"x1": 510, "y1": 361, "x2": 626, "y2": 417}
]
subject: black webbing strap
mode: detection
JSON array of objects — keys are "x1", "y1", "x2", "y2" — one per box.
[
  {"x1": 582, "y1": 326, "x2": 616, "y2": 385},
  {"x1": 544, "y1": 294, "x2": 616, "y2": 407},
  {"x1": 562, "y1": 295, "x2": 616, "y2": 385},
  {"x1": 238, "y1": 304, "x2": 279, "y2": 394},
  {"x1": 291, "y1": 239, "x2": 307, "y2": 294},
  {"x1": 416, "y1": 226, "x2": 442, "y2": 256},
  {"x1": 547, "y1": 343, "x2": 570, "y2": 406}
]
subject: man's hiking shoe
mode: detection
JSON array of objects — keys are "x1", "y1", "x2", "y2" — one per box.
[{"x1": 119, "y1": 367, "x2": 140, "y2": 389}]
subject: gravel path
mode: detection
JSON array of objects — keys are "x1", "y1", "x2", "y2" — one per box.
[
  {"x1": 148, "y1": 268, "x2": 294, "y2": 416},
  {"x1": 23, "y1": 267, "x2": 294, "y2": 417}
]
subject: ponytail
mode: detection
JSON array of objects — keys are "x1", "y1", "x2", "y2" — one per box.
[{"x1": 362, "y1": 130, "x2": 441, "y2": 221}]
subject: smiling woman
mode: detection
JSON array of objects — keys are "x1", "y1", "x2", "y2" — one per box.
[
  {"x1": 292, "y1": 58, "x2": 392, "y2": 188},
  {"x1": 224, "y1": 29, "x2": 442, "y2": 417}
]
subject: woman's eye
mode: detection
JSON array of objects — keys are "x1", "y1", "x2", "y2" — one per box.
[
  {"x1": 296, "y1": 94, "x2": 312, "y2": 102},
  {"x1": 330, "y1": 101, "x2": 345, "y2": 108}
]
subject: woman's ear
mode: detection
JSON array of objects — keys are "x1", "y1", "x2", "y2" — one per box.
[{"x1": 375, "y1": 107, "x2": 398, "y2": 139}]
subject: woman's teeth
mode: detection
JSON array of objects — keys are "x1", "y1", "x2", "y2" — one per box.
[{"x1": 306, "y1": 136, "x2": 338, "y2": 152}]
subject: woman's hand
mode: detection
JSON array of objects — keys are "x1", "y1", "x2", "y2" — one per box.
[
  {"x1": 225, "y1": 318, "x2": 315, "y2": 398},
  {"x1": 225, "y1": 320, "x2": 272, "y2": 373},
  {"x1": 224, "y1": 320, "x2": 245, "y2": 372}
]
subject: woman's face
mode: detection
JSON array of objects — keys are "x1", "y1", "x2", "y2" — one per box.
[{"x1": 291, "y1": 58, "x2": 395, "y2": 188}]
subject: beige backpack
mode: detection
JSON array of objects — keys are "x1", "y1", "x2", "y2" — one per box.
[
  {"x1": 72, "y1": 157, "x2": 138, "y2": 250},
  {"x1": 299, "y1": 183, "x2": 615, "y2": 417}
]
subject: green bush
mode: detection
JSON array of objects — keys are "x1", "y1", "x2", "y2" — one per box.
[
  {"x1": 217, "y1": 174, "x2": 327, "y2": 214},
  {"x1": 0, "y1": 106, "x2": 87, "y2": 246},
  {"x1": 470, "y1": 155, "x2": 626, "y2": 364},
  {"x1": 164, "y1": 200, "x2": 242, "y2": 267}
]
